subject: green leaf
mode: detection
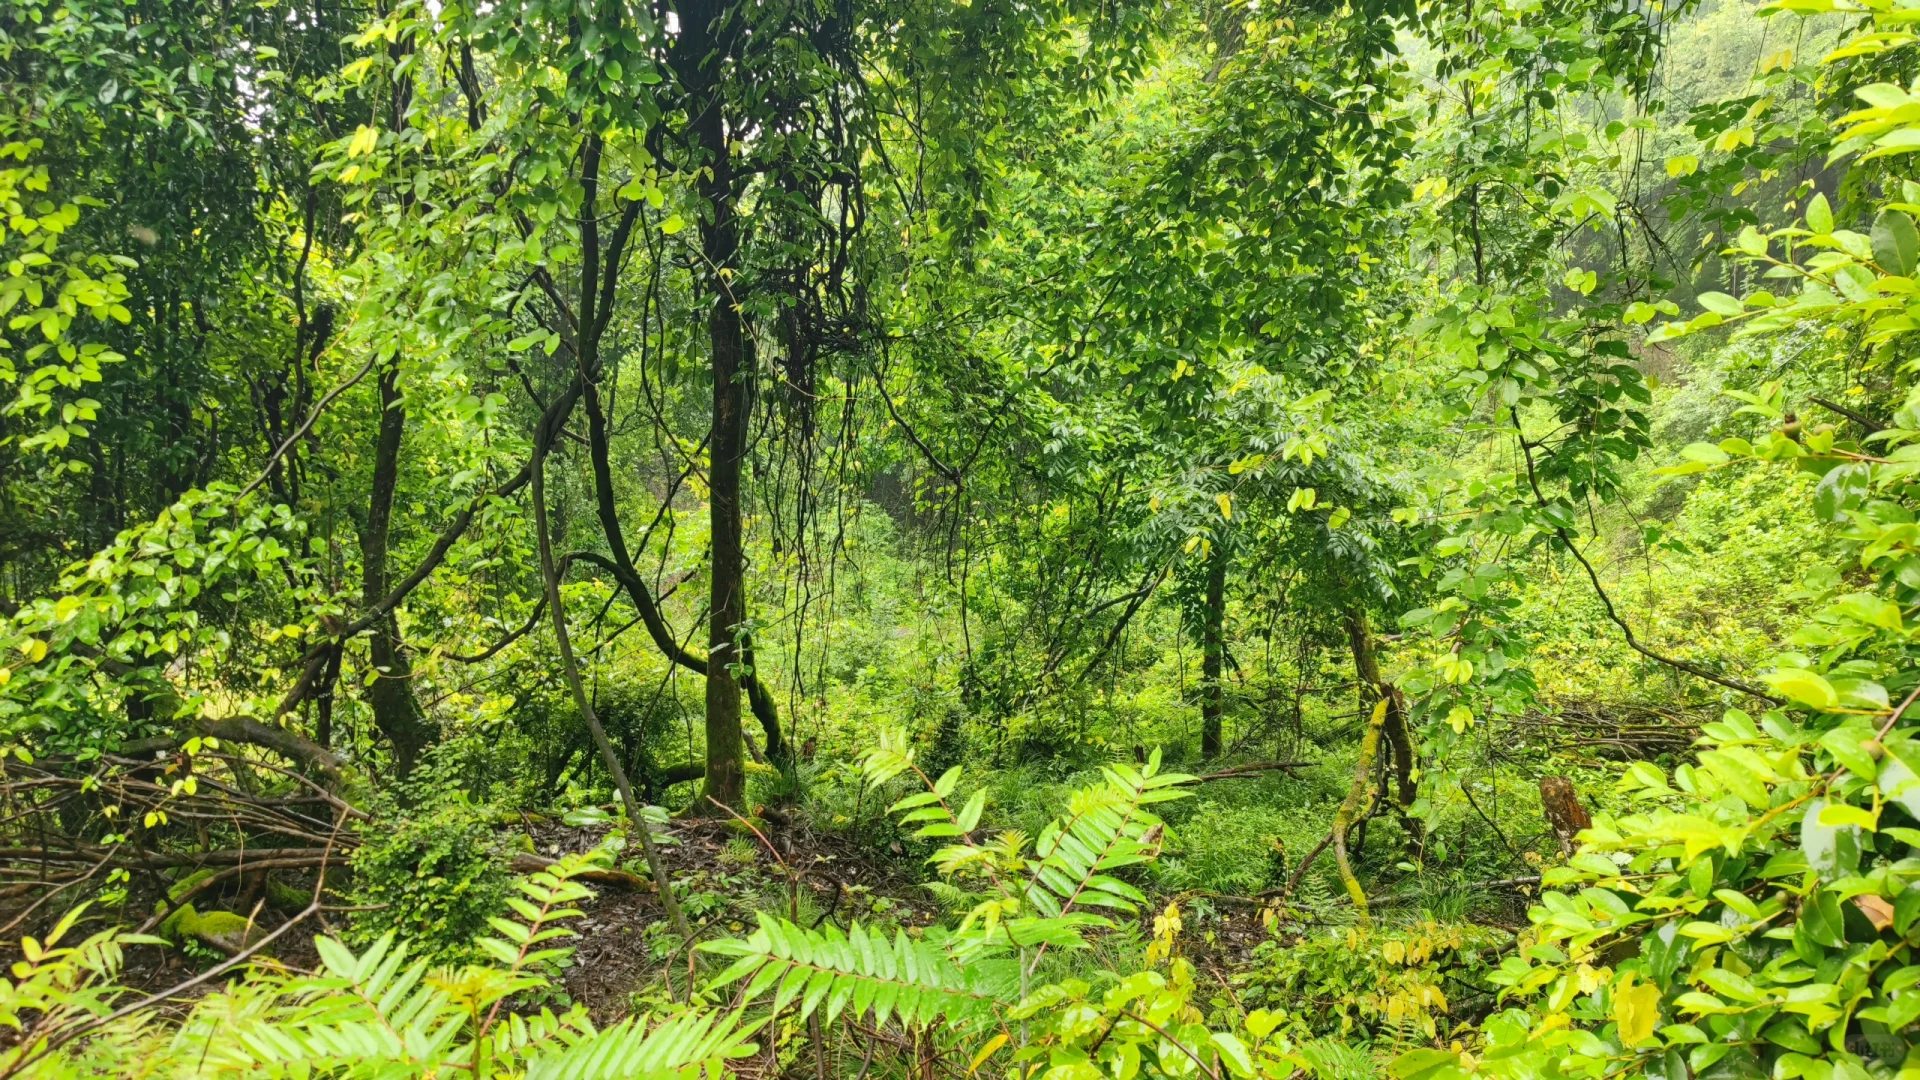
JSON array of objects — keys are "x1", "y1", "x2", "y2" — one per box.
[
  {"x1": 1764, "y1": 668, "x2": 1838, "y2": 711},
  {"x1": 1874, "y1": 210, "x2": 1919, "y2": 276},
  {"x1": 1388, "y1": 1049, "x2": 1468, "y2": 1080},
  {"x1": 1800, "y1": 889, "x2": 1847, "y2": 947},
  {"x1": 1818, "y1": 802, "x2": 1878, "y2": 831},
  {"x1": 1210, "y1": 1033, "x2": 1254, "y2": 1077},
  {"x1": 933, "y1": 766, "x2": 961, "y2": 799},
  {"x1": 1697, "y1": 292, "x2": 1744, "y2": 317},
  {"x1": 1808, "y1": 193, "x2": 1835, "y2": 234},
  {"x1": 1819, "y1": 726, "x2": 1878, "y2": 777},
  {"x1": 1828, "y1": 592, "x2": 1904, "y2": 632},
  {"x1": 1801, "y1": 798, "x2": 1863, "y2": 877},
  {"x1": 956, "y1": 790, "x2": 985, "y2": 833}
]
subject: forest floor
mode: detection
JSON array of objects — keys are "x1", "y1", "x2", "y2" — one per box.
[
  {"x1": 527, "y1": 815, "x2": 943, "y2": 1019},
  {"x1": 105, "y1": 804, "x2": 1530, "y2": 1024}
]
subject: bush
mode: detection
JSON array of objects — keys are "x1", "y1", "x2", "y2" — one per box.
[
  {"x1": 347, "y1": 781, "x2": 508, "y2": 964},
  {"x1": 1234, "y1": 920, "x2": 1505, "y2": 1047}
]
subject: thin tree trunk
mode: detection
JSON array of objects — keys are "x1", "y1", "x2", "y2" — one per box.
[
  {"x1": 1343, "y1": 607, "x2": 1414, "y2": 809},
  {"x1": 531, "y1": 422, "x2": 692, "y2": 943},
  {"x1": 1332, "y1": 699, "x2": 1388, "y2": 925},
  {"x1": 313, "y1": 641, "x2": 342, "y2": 750},
  {"x1": 1200, "y1": 551, "x2": 1227, "y2": 758},
  {"x1": 360, "y1": 364, "x2": 434, "y2": 776}
]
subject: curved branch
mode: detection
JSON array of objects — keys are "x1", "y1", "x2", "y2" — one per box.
[
  {"x1": 338, "y1": 378, "x2": 585, "y2": 642},
  {"x1": 117, "y1": 717, "x2": 345, "y2": 785},
  {"x1": 871, "y1": 359, "x2": 961, "y2": 485},
  {"x1": 448, "y1": 594, "x2": 548, "y2": 663},
  {"x1": 238, "y1": 352, "x2": 376, "y2": 503},
  {"x1": 1511, "y1": 408, "x2": 1779, "y2": 704}
]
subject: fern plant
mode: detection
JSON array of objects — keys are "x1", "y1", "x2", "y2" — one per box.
[
  {"x1": 0, "y1": 903, "x2": 162, "y2": 1080},
  {"x1": 5, "y1": 847, "x2": 759, "y2": 1080},
  {"x1": 6, "y1": 752, "x2": 1351, "y2": 1080},
  {"x1": 698, "y1": 733, "x2": 1199, "y2": 1047}
]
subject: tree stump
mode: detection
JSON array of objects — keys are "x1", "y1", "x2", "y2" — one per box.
[{"x1": 1539, "y1": 775, "x2": 1591, "y2": 857}]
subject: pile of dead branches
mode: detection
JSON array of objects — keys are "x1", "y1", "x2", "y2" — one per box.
[
  {"x1": 0, "y1": 748, "x2": 362, "y2": 941},
  {"x1": 1501, "y1": 698, "x2": 1712, "y2": 762}
]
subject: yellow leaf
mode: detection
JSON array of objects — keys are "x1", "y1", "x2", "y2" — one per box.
[
  {"x1": 1216, "y1": 493, "x2": 1232, "y2": 520},
  {"x1": 346, "y1": 125, "x2": 379, "y2": 158},
  {"x1": 968, "y1": 1034, "x2": 1007, "y2": 1075},
  {"x1": 1613, "y1": 973, "x2": 1660, "y2": 1046}
]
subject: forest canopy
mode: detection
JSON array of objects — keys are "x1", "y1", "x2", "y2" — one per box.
[{"x1": 1, "y1": 0, "x2": 1918, "y2": 1075}]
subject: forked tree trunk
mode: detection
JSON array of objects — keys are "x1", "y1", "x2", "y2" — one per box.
[{"x1": 360, "y1": 364, "x2": 435, "y2": 776}]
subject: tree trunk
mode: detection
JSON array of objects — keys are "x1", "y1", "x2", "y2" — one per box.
[
  {"x1": 703, "y1": 294, "x2": 748, "y2": 809},
  {"x1": 531, "y1": 420, "x2": 693, "y2": 941},
  {"x1": 359, "y1": 364, "x2": 434, "y2": 776},
  {"x1": 673, "y1": 3, "x2": 748, "y2": 809},
  {"x1": 1332, "y1": 698, "x2": 1388, "y2": 926},
  {"x1": 1343, "y1": 607, "x2": 1414, "y2": 810},
  {"x1": 1200, "y1": 550, "x2": 1227, "y2": 758},
  {"x1": 313, "y1": 641, "x2": 342, "y2": 750}
]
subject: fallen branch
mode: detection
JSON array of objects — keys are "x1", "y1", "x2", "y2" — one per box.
[
  {"x1": 509, "y1": 853, "x2": 649, "y2": 889},
  {"x1": 1194, "y1": 761, "x2": 1318, "y2": 782}
]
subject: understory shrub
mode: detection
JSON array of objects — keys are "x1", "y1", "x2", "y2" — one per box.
[
  {"x1": 1233, "y1": 920, "x2": 1506, "y2": 1047},
  {"x1": 346, "y1": 779, "x2": 508, "y2": 963}
]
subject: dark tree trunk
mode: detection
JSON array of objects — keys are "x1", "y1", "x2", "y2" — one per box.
[
  {"x1": 313, "y1": 640, "x2": 342, "y2": 749},
  {"x1": 671, "y1": 0, "x2": 749, "y2": 809},
  {"x1": 359, "y1": 364, "x2": 434, "y2": 775},
  {"x1": 1200, "y1": 551, "x2": 1227, "y2": 758},
  {"x1": 1343, "y1": 607, "x2": 1414, "y2": 810},
  {"x1": 703, "y1": 294, "x2": 749, "y2": 809}
]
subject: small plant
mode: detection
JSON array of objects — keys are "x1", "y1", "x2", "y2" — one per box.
[
  {"x1": 717, "y1": 836, "x2": 759, "y2": 867},
  {"x1": 346, "y1": 782, "x2": 508, "y2": 964},
  {"x1": 1235, "y1": 919, "x2": 1504, "y2": 1046}
]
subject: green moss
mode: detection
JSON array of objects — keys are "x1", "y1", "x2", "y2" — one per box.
[
  {"x1": 159, "y1": 904, "x2": 266, "y2": 953},
  {"x1": 723, "y1": 816, "x2": 769, "y2": 837},
  {"x1": 157, "y1": 902, "x2": 199, "y2": 941},
  {"x1": 265, "y1": 876, "x2": 311, "y2": 912},
  {"x1": 167, "y1": 868, "x2": 216, "y2": 904},
  {"x1": 191, "y1": 910, "x2": 255, "y2": 938}
]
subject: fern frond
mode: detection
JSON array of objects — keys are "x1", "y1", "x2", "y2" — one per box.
[
  {"x1": 1023, "y1": 759, "x2": 1192, "y2": 921},
  {"x1": 524, "y1": 1007, "x2": 758, "y2": 1080},
  {"x1": 859, "y1": 727, "x2": 918, "y2": 788},
  {"x1": 200, "y1": 934, "x2": 470, "y2": 1077},
  {"x1": 924, "y1": 880, "x2": 984, "y2": 912},
  {"x1": 702, "y1": 914, "x2": 1016, "y2": 1031}
]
